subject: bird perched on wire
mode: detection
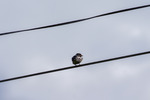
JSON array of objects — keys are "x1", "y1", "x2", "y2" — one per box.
[{"x1": 72, "y1": 53, "x2": 83, "y2": 65}]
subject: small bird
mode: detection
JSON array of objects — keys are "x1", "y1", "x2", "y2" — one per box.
[{"x1": 72, "y1": 53, "x2": 83, "y2": 65}]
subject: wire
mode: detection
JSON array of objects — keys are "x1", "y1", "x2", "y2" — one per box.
[
  {"x1": 0, "y1": 4, "x2": 150, "y2": 36},
  {"x1": 0, "y1": 51, "x2": 150, "y2": 83}
]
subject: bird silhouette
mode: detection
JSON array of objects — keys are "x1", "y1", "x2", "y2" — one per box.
[{"x1": 72, "y1": 53, "x2": 83, "y2": 65}]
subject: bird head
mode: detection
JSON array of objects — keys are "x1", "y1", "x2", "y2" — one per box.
[{"x1": 76, "y1": 53, "x2": 83, "y2": 57}]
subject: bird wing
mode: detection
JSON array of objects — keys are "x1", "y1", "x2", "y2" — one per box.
[{"x1": 72, "y1": 56, "x2": 76, "y2": 62}]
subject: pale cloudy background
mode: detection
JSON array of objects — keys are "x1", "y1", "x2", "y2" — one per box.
[{"x1": 0, "y1": 0, "x2": 150, "y2": 100}]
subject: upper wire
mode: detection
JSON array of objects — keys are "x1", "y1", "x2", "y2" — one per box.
[{"x1": 0, "y1": 4, "x2": 150, "y2": 36}]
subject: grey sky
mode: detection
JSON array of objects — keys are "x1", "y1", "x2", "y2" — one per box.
[{"x1": 0, "y1": 0, "x2": 150, "y2": 100}]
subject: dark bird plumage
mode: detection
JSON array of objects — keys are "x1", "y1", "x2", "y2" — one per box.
[{"x1": 72, "y1": 53, "x2": 83, "y2": 65}]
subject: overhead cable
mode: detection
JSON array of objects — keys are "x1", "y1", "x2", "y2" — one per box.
[
  {"x1": 0, "y1": 4, "x2": 150, "y2": 36},
  {"x1": 0, "y1": 51, "x2": 150, "y2": 83}
]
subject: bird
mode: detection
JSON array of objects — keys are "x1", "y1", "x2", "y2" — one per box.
[{"x1": 72, "y1": 53, "x2": 83, "y2": 65}]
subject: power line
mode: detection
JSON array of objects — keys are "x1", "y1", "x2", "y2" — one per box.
[
  {"x1": 0, "y1": 51, "x2": 150, "y2": 83},
  {"x1": 0, "y1": 4, "x2": 150, "y2": 36}
]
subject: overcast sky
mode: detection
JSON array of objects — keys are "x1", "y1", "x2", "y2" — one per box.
[{"x1": 0, "y1": 0, "x2": 150, "y2": 100}]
